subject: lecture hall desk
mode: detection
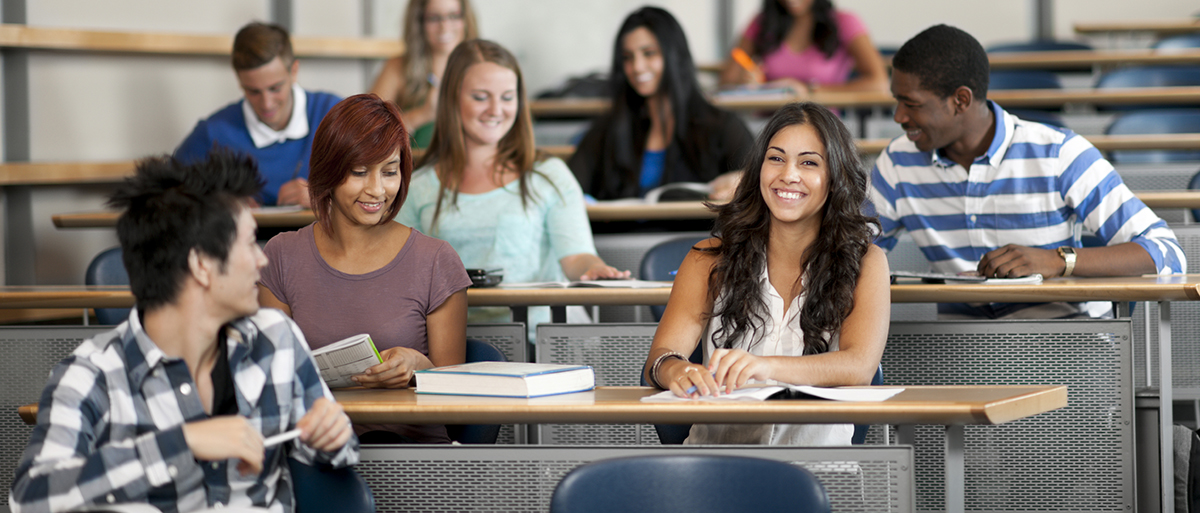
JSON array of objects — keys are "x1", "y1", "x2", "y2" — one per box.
[
  {"x1": 19, "y1": 384, "x2": 1067, "y2": 513},
  {"x1": 50, "y1": 188, "x2": 1200, "y2": 228},
  {"x1": 337, "y1": 384, "x2": 1068, "y2": 513}
]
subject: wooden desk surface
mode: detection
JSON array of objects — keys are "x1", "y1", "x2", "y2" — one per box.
[
  {"x1": 532, "y1": 87, "x2": 1200, "y2": 116},
  {"x1": 330, "y1": 385, "x2": 1066, "y2": 426},
  {"x1": 3, "y1": 276, "x2": 1198, "y2": 309},
  {"x1": 1074, "y1": 19, "x2": 1200, "y2": 35},
  {"x1": 53, "y1": 188, "x2": 1200, "y2": 228},
  {"x1": 0, "y1": 23, "x2": 402, "y2": 58},
  {"x1": 17, "y1": 385, "x2": 1067, "y2": 426},
  {"x1": 988, "y1": 49, "x2": 1200, "y2": 70}
]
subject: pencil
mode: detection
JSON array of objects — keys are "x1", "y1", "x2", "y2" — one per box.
[{"x1": 731, "y1": 48, "x2": 762, "y2": 84}]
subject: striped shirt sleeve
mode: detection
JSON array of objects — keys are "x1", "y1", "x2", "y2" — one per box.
[{"x1": 1058, "y1": 133, "x2": 1186, "y2": 274}]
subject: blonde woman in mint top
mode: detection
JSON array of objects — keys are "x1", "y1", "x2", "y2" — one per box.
[
  {"x1": 397, "y1": 39, "x2": 629, "y2": 332},
  {"x1": 259, "y1": 94, "x2": 471, "y2": 444}
]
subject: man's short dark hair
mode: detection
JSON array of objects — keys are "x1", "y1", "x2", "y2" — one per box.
[
  {"x1": 108, "y1": 150, "x2": 263, "y2": 310},
  {"x1": 232, "y1": 22, "x2": 294, "y2": 71},
  {"x1": 892, "y1": 24, "x2": 990, "y2": 99}
]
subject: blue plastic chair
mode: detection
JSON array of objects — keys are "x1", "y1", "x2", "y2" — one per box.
[
  {"x1": 639, "y1": 236, "x2": 707, "y2": 320},
  {"x1": 988, "y1": 70, "x2": 1067, "y2": 128},
  {"x1": 550, "y1": 454, "x2": 830, "y2": 513},
  {"x1": 1104, "y1": 109, "x2": 1200, "y2": 163},
  {"x1": 85, "y1": 247, "x2": 130, "y2": 325},
  {"x1": 1094, "y1": 66, "x2": 1200, "y2": 110},
  {"x1": 988, "y1": 40, "x2": 1093, "y2": 53},
  {"x1": 288, "y1": 458, "x2": 375, "y2": 513},
  {"x1": 1154, "y1": 33, "x2": 1200, "y2": 50},
  {"x1": 444, "y1": 339, "x2": 505, "y2": 444},
  {"x1": 1189, "y1": 170, "x2": 1200, "y2": 222}
]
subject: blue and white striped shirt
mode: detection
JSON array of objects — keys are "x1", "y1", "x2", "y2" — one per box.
[
  {"x1": 868, "y1": 102, "x2": 1185, "y2": 314},
  {"x1": 11, "y1": 308, "x2": 358, "y2": 513}
]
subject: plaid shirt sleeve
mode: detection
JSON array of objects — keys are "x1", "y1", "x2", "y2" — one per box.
[
  {"x1": 273, "y1": 312, "x2": 359, "y2": 467},
  {"x1": 11, "y1": 351, "x2": 199, "y2": 513}
]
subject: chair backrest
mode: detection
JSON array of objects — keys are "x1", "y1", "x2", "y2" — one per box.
[
  {"x1": 288, "y1": 458, "x2": 375, "y2": 513},
  {"x1": 85, "y1": 247, "x2": 131, "y2": 325},
  {"x1": 639, "y1": 236, "x2": 707, "y2": 320},
  {"x1": 1154, "y1": 33, "x2": 1200, "y2": 51},
  {"x1": 549, "y1": 454, "x2": 830, "y2": 513},
  {"x1": 988, "y1": 40, "x2": 1093, "y2": 53},
  {"x1": 990, "y1": 70, "x2": 1062, "y2": 90},
  {"x1": 445, "y1": 339, "x2": 507, "y2": 444},
  {"x1": 1094, "y1": 66, "x2": 1200, "y2": 110},
  {"x1": 1189, "y1": 170, "x2": 1200, "y2": 222},
  {"x1": 1105, "y1": 109, "x2": 1200, "y2": 163}
]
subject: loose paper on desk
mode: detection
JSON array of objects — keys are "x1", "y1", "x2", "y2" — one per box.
[
  {"x1": 641, "y1": 384, "x2": 904, "y2": 402},
  {"x1": 311, "y1": 333, "x2": 383, "y2": 389},
  {"x1": 499, "y1": 279, "x2": 671, "y2": 289}
]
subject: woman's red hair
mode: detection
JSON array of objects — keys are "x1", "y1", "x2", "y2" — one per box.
[{"x1": 308, "y1": 94, "x2": 413, "y2": 231}]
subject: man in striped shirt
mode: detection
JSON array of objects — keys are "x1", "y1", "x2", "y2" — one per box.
[
  {"x1": 11, "y1": 151, "x2": 358, "y2": 512},
  {"x1": 868, "y1": 25, "x2": 1185, "y2": 318}
]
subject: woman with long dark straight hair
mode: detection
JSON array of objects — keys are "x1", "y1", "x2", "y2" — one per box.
[
  {"x1": 643, "y1": 102, "x2": 889, "y2": 445},
  {"x1": 719, "y1": 0, "x2": 887, "y2": 97},
  {"x1": 569, "y1": 6, "x2": 754, "y2": 201},
  {"x1": 259, "y1": 93, "x2": 472, "y2": 444}
]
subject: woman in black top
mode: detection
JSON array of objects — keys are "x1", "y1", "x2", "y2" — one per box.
[{"x1": 569, "y1": 7, "x2": 754, "y2": 201}]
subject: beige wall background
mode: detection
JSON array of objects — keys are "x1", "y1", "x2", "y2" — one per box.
[{"x1": 2, "y1": 0, "x2": 1198, "y2": 285}]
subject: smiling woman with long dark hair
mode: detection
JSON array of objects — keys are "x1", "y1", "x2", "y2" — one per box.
[
  {"x1": 569, "y1": 6, "x2": 753, "y2": 201},
  {"x1": 642, "y1": 102, "x2": 889, "y2": 445}
]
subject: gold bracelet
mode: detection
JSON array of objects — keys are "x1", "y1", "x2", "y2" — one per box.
[{"x1": 649, "y1": 351, "x2": 687, "y2": 389}]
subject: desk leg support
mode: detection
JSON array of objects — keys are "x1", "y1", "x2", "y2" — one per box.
[
  {"x1": 551, "y1": 306, "x2": 567, "y2": 324},
  {"x1": 945, "y1": 424, "x2": 965, "y2": 513},
  {"x1": 1159, "y1": 300, "x2": 1173, "y2": 513}
]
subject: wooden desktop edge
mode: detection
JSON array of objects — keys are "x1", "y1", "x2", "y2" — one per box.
[{"x1": 18, "y1": 385, "x2": 1066, "y2": 426}]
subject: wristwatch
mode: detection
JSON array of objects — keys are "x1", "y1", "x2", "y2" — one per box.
[{"x1": 1057, "y1": 246, "x2": 1077, "y2": 277}]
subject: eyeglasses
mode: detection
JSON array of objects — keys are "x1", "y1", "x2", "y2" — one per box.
[{"x1": 424, "y1": 12, "x2": 463, "y2": 24}]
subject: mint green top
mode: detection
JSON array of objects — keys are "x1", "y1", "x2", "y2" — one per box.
[{"x1": 397, "y1": 157, "x2": 598, "y2": 327}]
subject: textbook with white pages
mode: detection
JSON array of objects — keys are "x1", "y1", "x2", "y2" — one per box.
[
  {"x1": 641, "y1": 384, "x2": 905, "y2": 402},
  {"x1": 498, "y1": 279, "x2": 670, "y2": 289},
  {"x1": 415, "y1": 362, "x2": 595, "y2": 398},
  {"x1": 311, "y1": 333, "x2": 383, "y2": 389}
]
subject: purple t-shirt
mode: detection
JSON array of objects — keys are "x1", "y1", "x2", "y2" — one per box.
[
  {"x1": 260, "y1": 224, "x2": 471, "y2": 442},
  {"x1": 743, "y1": 10, "x2": 868, "y2": 85}
]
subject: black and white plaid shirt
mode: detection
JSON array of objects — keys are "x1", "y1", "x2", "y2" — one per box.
[{"x1": 11, "y1": 308, "x2": 358, "y2": 513}]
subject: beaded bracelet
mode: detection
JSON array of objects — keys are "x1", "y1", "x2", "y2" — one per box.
[{"x1": 648, "y1": 351, "x2": 687, "y2": 389}]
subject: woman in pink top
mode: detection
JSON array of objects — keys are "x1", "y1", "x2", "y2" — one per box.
[
  {"x1": 258, "y1": 94, "x2": 471, "y2": 443},
  {"x1": 719, "y1": 0, "x2": 887, "y2": 96}
]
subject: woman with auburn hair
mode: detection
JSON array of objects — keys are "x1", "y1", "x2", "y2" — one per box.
[
  {"x1": 570, "y1": 7, "x2": 754, "y2": 202},
  {"x1": 643, "y1": 102, "x2": 889, "y2": 445},
  {"x1": 398, "y1": 39, "x2": 628, "y2": 332},
  {"x1": 259, "y1": 93, "x2": 471, "y2": 444},
  {"x1": 370, "y1": 0, "x2": 479, "y2": 149}
]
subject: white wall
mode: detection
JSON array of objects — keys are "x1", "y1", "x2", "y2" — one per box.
[{"x1": 7, "y1": 0, "x2": 1200, "y2": 284}]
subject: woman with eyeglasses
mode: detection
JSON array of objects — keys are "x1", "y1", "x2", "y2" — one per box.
[{"x1": 370, "y1": 0, "x2": 478, "y2": 149}]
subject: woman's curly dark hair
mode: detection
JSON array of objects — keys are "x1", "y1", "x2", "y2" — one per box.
[{"x1": 704, "y1": 102, "x2": 877, "y2": 354}]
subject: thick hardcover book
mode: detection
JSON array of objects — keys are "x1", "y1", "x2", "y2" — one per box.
[{"x1": 415, "y1": 362, "x2": 596, "y2": 398}]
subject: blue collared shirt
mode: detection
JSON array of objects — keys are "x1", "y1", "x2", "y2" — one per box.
[{"x1": 11, "y1": 308, "x2": 358, "y2": 513}]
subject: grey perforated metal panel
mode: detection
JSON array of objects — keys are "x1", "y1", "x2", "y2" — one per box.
[
  {"x1": 872, "y1": 320, "x2": 1133, "y2": 513},
  {"x1": 465, "y1": 323, "x2": 528, "y2": 445},
  {"x1": 535, "y1": 324, "x2": 659, "y2": 445},
  {"x1": 0, "y1": 326, "x2": 109, "y2": 507},
  {"x1": 357, "y1": 445, "x2": 914, "y2": 513},
  {"x1": 1116, "y1": 163, "x2": 1198, "y2": 224},
  {"x1": 886, "y1": 233, "x2": 939, "y2": 321},
  {"x1": 1130, "y1": 226, "x2": 1200, "y2": 397}
]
